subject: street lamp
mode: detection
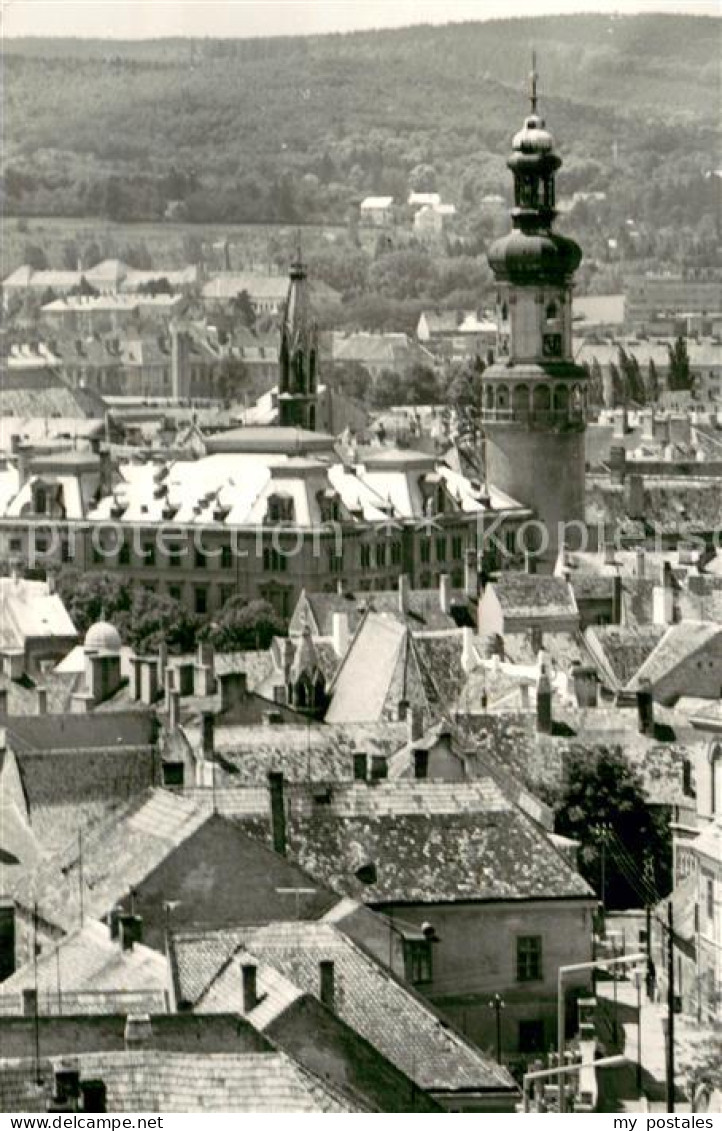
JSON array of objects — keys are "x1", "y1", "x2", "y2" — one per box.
[
  {"x1": 488, "y1": 993, "x2": 505, "y2": 1064},
  {"x1": 557, "y1": 952, "x2": 646, "y2": 1114}
]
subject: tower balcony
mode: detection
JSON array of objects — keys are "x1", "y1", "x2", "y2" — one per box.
[
  {"x1": 480, "y1": 404, "x2": 585, "y2": 430},
  {"x1": 481, "y1": 374, "x2": 587, "y2": 431}
]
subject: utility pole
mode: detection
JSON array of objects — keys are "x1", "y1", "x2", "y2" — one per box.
[{"x1": 666, "y1": 901, "x2": 675, "y2": 1113}]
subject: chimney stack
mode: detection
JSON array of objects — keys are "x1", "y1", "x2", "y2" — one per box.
[
  {"x1": 398, "y1": 573, "x2": 410, "y2": 614},
  {"x1": 636, "y1": 548, "x2": 646, "y2": 579},
  {"x1": 331, "y1": 611, "x2": 350, "y2": 659},
  {"x1": 408, "y1": 705, "x2": 425, "y2": 744},
  {"x1": 168, "y1": 689, "x2": 181, "y2": 731},
  {"x1": 536, "y1": 668, "x2": 553, "y2": 735},
  {"x1": 219, "y1": 671, "x2": 247, "y2": 712},
  {"x1": 464, "y1": 548, "x2": 478, "y2": 599},
  {"x1": 439, "y1": 573, "x2": 452, "y2": 615},
  {"x1": 36, "y1": 687, "x2": 48, "y2": 715},
  {"x1": 612, "y1": 573, "x2": 623, "y2": 626},
  {"x1": 201, "y1": 711, "x2": 215, "y2": 758},
  {"x1": 319, "y1": 960, "x2": 335, "y2": 1010},
  {"x1": 124, "y1": 1014, "x2": 153, "y2": 1050},
  {"x1": 242, "y1": 963, "x2": 258, "y2": 1012},
  {"x1": 636, "y1": 677, "x2": 655, "y2": 736},
  {"x1": 268, "y1": 771, "x2": 287, "y2": 856},
  {"x1": 119, "y1": 913, "x2": 143, "y2": 951}
]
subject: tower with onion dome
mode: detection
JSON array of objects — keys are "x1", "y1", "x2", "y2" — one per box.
[{"x1": 482, "y1": 60, "x2": 587, "y2": 570}]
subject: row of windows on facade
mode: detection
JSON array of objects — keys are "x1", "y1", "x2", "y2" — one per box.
[
  {"x1": 403, "y1": 933, "x2": 544, "y2": 996},
  {"x1": 15, "y1": 534, "x2": 467, "y2": 571}
]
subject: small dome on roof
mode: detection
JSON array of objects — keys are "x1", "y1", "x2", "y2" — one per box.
[
  {"x1": 84, "y1": 621, "x2": 122, "y2": 653},
  {"x1": 512, "y1": 114, "x2": 556, "y2": 154}
]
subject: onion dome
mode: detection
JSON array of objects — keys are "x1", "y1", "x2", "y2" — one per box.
[
  {"x1": 84, "y1": 620, "x2": 122, "y2": 653},
  {"x1": 488, "y1": 228, "x2": 582, "y2": 286}
]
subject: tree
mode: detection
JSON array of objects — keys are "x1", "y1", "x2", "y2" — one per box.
[
  {"x1": 609, "y1": 361, "x2": 625, "y2": 407},
  {"x1": 587, "y1": 357, "x2": 605, "y2": 408},
  {"x1": 681, "y1": 1024, "x2": 722, "y2": 1101},
  {"x1": 645, "y1": 357, "x2": 660, "y2": 403},
  {"x1": 201, "y1": 598, "x2": 286, "y2": 652},
  {"x1": 55, "y1": 570, "x2": 200, "y2": 654},
  {"x1": 540, "y1": 746, "x2": 672, "y2": 911},
  {"x1": 230, "y1": 289, "x2": 256, "y2": 330},
  {"x1": 668, "y1": 335, "x2": 692, "y2": 391},
  {"x1": 61, "y1": 240, "x2": 80, "y2": 271},
  {"x1": 23, "y1": 243, "x2": 48, "y2": 271}
]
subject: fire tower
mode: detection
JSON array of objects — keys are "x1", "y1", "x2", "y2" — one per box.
[{"x1": 482, "y1": 61, "x2": 587, "y2": 570}]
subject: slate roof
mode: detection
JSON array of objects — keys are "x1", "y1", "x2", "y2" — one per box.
[
  {"x1": 587, "y1": 479, "x2": 722, "y2": 534},
  {"x1": 170, "y1": 921, "x2": 516, "y2": 1095},
  {"x1": 4, "y1": 711, "x2": 156, "y2": 753},
  {"x1": 0, "y1": 1051, "x2": 355, "y2": 1113}
]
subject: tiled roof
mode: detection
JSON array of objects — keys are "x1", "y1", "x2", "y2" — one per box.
[
  {"x1": 239, "y1": 780, "x2": 593, "y2": 904},
  {"x1": 0, "y1": 1051, "x2": 355, "y2": 1113},
  {"x1": 293, "y1": 587, "x2": 471, "y2": 636},
  {"x1": 584, "y1": 625, "x2": 667, "y2": 689},
  {"x1": 171, "y1": 921, "x2": 515, "y2": 1095},
  {"x1": 488, "y1": 575, "x2": 578, "y2": 619},
  {"x1": 12, "y1": 790, "x2": 208, "y2": 928},
  {"x1": 0, "y1": 919, "x2": 168, "y2": 998},
  {"x1": 628, "y1": 622, "x2": 722, "y2": 692},
  {"x1": 4, "y1": 711, "x2": 156, "y2": 752}
]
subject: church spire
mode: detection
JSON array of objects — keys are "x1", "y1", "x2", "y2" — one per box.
[
  {"x1": 529, "y1": 49, "x2": 539, "y2": 115},
  {"x1": 278, "y1": 253, "x2": 319, "y2": 430}
]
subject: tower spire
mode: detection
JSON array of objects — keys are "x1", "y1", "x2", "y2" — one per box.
[{"x1": 529, "y1": 49, "x2": 539, "y2": 114}]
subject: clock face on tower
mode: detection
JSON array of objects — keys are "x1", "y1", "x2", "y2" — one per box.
[{"x1": 542, "y1": 333, "x2": 562, "y2": 358}]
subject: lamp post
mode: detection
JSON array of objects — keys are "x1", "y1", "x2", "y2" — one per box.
[
  {"x1": 557, "y1": 952, "x2": 646, "y2": 1114},
  {"x1": 488, "y1": 993, "x2": 505, "y2": 1064},
  {"x1": 632, "y1": 968, "x2": 643, "y2": 1095}
]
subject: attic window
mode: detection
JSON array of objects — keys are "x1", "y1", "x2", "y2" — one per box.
[{"x1": 403, "y1": 939, "x2": 433, "y2": 985}]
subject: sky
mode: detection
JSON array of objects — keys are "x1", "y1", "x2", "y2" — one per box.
[{"x1": 2, "y1": 0, "x2": 718, "y2": 40}]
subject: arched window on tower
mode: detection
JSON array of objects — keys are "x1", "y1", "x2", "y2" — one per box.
[
  {"x1": 554, "y1": 385, "x2": 569, "y2": 418},
  {"x1": 294, "y1": 352, "x2": 305, "y2": 393},
  {"x1": 309, "y1": 349, "x2": 317, "y2": 393},
  {"x1": 545, "y1": 301, "x2": 558, "y2": 322},
  {"x1": 513, "y1": 383, "x2": 530, "y2": 420},
  {"x1": 533, "y1": 384, "x2": 551, "y2": 416}
]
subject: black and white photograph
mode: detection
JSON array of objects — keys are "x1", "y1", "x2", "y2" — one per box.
[{"x1": 0, "y1": 0, "x2": 720, "y2": 1117}]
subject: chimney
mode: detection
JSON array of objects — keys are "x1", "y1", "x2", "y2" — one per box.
[
  {"x1": 641, "y1": 409, "x2": 655, "y2": 441},
  {"x1": 408, "y1": 705, "x2": 425, "y2": 744},
  {"x1": 139, "y1": 658, "x2": 158, "y2": 706},
  {"x1": 201, "y1": 711, "x2": 215, "y2": 758},
  {"x1": 176, "y1": 662, "x2": 195, "y2": 697},
  {"x1": 653, "y1": 583, "x2": 674, "y2": 626},
  {"x1": 130, "y1": 657, "x2": 142, "y2": 701},
  {"x1": 268, "y1": 771, "x2": 287, "y2": 856},
  {"x1": 613, "y1": 407, "x2": 627, "y2": 439},
  {"x1": 536, "y1": 669, "x2": 553, "y2": 734},
  {"x1": 398, "y1": 573, "x2": 410, "y2": 614},
  {"x1": 612, "y1": 574, "x2": 623, "y2": 626},
  {"x1": 119, "y1": 913, "x2": 143, "y2": 951},
  {"x1": 530, "y1": 626, "x2": 543, "y2": 655},
  {"x1": 464, "y1": 548, "x2": 478, "y2": 599},
  {"x1": 109, "y1": 905, "x2": 123, "y2": 941},
  {"x1": 439, "y1": 573, "x2": 452, "y2": 615},
  {"x1": 124, "y1": 1014, "x2": 153, "y2": 1050},
  {"x1": 332, "y1": 611, "x2": 350, "y2": 659},
  {"x1": 609, "y1": 445, "x2": 626, "y2": 485},
  {"x1": 170, "y1": 324, "x2": 191, "y2": 399},
  {"x1": 636, "y1": 548, "x2": 646, "y2": 579},
  {"x1": 0, "y1": 688, "x2": 7, "y2": 716},
  {"x1": 219, "y1": 671, "x2": 247, "y2": 711},
  {"x1": 319, "y1": 960, "x2": 335, "y2": 1010},
  {"x1": 524, "y1": 550, "x2": 536, "y2": 575},
  {"x1": 572, "y1": 665, "x2": 599, "y2": 708},
  {"x1": 194, "y1": 641, "x2": 216, "y2": 697},
  {"x1": 636, "y1": 678, "x2": 655, "y2": 736},
  {"x1": 168, "y1": 689, "x2": 181, "y2": 731},
  {"x1": 626, "y1": 473, "x2": 644, "y2": 519},
  {"x1": 353, "y1": 752, "x2": 368, "y2": 781},
  {"x1": 603, "y1": 540, "x2": 616, "y2": 567},
  {"x1": 413, "y1": 748, "x2": 429, "y2": 780},
  {"x1": 242, "y1": 963, "x2": 258, "y2": 1012}
]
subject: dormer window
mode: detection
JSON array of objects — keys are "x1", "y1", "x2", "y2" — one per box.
[
  {"x1": 267, "y1": 494, "x2": 294, "y2": 524},
  {"x1": 34, "y1": 486, "x2": 48, "y2": 514}
]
